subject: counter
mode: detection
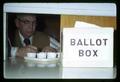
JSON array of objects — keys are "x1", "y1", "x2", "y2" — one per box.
[{"x1": 4, "y1": 57, "x2": 116, "y2": 79}]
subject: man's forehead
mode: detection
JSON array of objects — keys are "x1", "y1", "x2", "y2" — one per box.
[{"x1": 22, "y1": 16, "x2": 36, "y2": 20}]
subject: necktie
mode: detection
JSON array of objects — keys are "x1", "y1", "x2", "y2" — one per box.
[{"x1": 24, "y1": 38, "x2": 30, "y2": 46}]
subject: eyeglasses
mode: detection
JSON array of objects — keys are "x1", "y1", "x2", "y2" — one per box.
[{"x1": 18, "y1": 18, "x2": 36, "y2": 25}]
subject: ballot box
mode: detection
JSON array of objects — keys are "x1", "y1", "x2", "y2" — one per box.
[{"x1": 62, "y1": 22, "x2": 114, "y2": 67}]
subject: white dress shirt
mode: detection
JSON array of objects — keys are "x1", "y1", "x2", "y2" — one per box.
[
  {"x1": 19, "y1": 31, "x2": 33, "y2": 47},
  {"x1": 11, "y1": 31, "x2": 32, "y2": 58}
]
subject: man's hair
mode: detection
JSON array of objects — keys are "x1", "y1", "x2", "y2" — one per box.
[{"x1": 16, "y1": 13, "x2": 36, "y2": 19}]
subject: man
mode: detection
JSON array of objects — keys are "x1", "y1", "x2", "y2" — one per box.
[{"x1": 11, "y1": 14, "x2": 58, "y2": 58}]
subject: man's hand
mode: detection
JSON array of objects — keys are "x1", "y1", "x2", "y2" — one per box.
[
  {"x1": 16, "y1": 45, "x2": 37, "y2": 58},
  {"x1": 42, "y1": 46, "x2": 56, "y2": 52}
]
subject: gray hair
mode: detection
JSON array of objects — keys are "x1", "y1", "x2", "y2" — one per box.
[{"x1": 16, "y1": 13, "x2": 36, "y2": 19}]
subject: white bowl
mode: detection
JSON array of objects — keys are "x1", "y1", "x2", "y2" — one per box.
[
  {"x1": 37, "y1": 52, "x2": 47, "y2": 59},
  {"x1": 27, "y1": 53, "x2": 36, "y2": 58},
  {"x1": 47, "y1": 52, "x2": 56, "y2": 59}
]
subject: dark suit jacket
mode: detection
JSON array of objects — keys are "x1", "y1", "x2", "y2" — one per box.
[{"x1": 13, "y1": 30, "x2": 50, "y2": 51}]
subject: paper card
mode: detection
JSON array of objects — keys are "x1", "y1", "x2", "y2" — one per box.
[
  {"x1": 63, "y1": 28, "x2": 113, "y2": 67},
  {"x1": 74, "y1": 21, "x2": 101, "y2": 29}
]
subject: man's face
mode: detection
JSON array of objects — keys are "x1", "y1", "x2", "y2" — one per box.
[{"x1": 16, "y1": 15, "x2": 36, "y2": 38}]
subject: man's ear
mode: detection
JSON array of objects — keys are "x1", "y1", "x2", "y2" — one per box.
[{"x1": 15, "y1": 19, "x2": 20, "y2": 28}]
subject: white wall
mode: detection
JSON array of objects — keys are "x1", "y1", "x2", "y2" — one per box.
[{"x1": 4, "y1": 3, "x2": 116, "y2": 16}]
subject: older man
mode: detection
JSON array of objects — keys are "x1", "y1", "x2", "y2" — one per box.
[{"x1": 10, "y1": 14, "x2": 58, "y2": 58}]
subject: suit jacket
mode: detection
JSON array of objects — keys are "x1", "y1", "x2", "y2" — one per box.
[{"x1": 13, "y1": 30, "x2": 50, "y2": 51}]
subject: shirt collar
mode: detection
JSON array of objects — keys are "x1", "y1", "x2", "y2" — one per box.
[{"x1": 19, "y1": 31, "x2": 32, "y2": 46}]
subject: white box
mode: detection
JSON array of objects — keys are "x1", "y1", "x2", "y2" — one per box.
[{"x1": 63, "y1": 28, "x2": 113, "y2": 67}]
